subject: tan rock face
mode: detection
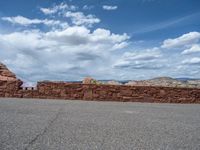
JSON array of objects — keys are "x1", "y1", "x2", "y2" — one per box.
[
  {"x1": 0, "y1": 63, "x2": 22, "y2": 83},
  {"x1": 0, "y1": 75, "x2": 17, "y2": 81},
  {"x1": 0, "y1": 63, "x2": 16, "y2": 78},
  {"x1": 82, "y1": 77, "x2": 100, "y2": 84}
]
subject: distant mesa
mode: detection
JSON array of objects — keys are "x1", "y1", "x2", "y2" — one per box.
[
  {"x1": 125, "y1": 77, "x2": 200, "y2": 88},
  {"x1": 82, "y1": 77, "x2": 122, "y2": 85},
  {"x1": 81, "y1": 76, "x2": 200, "y2": 88},
  {"x1": 107, "y1": 80, "x2": 122, "y2": 85}
]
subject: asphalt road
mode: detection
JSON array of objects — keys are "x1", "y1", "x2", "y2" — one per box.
[{"x1": 0, "y1": 98, "x2": 200, "y2": 150}]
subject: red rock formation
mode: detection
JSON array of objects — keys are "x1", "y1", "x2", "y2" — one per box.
[
  {"x1": 82, "y1": 77, "x2": 99, "y2": 84},
  {"x1": 36, "y1": 82, "x2": 200, "y2": 103},
  {"x1": 0, "y1": 63, "x2": 23, "y2": 97},
  {"x1": 0, "y1": 63, "x2": 17, "y2": 81}
]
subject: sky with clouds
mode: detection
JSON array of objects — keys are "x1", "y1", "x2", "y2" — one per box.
[{"x1": 0, "y1": 0, "x2": 200, "y2": 84}]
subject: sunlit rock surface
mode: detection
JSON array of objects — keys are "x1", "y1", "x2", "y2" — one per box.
[{"x1": 0, "y1": 63, "x2": 17, "y2": 81}]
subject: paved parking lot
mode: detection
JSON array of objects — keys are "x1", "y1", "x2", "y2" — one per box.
[{"x1": 0, "y1": 98, "x2": 200, "y2": 150}]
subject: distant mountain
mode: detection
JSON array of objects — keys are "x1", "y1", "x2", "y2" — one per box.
[
  {"x1": 125, "y1": 77, "x2": 200, "y2": 88},
  {"x1": 99, "y1": 80, "x2": 130, "y2": 84},
  {"x1": 176, "y1": 78, "x2": 200, "y2": 81},
  {"x1": 80, "y1": 77, "x2": 200, "y2": 88}
]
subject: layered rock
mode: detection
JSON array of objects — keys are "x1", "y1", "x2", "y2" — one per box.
[
  {"x1": 0, "y1": 63, "x2": 23, "y2": 97},
  {"x1": 0, "y1": 63, "x2": 17, "y2": 81},
  {"x1": 82, "y1": 77, "x2": 101, "y2": 84},
  {"x1": 36, "y1": 81, "x2": 200, "y2": 103}
]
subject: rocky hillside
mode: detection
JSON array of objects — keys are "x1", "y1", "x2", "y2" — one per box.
[
  {"x1": 0, "y1": 63, "x2": 18, "y2": 81},
  {"x1": 125, "y1": 77, "x2": 200, "y2": 88},
  {"x1": 82, "y1": 77, "x2": 200, "y2": 88}
]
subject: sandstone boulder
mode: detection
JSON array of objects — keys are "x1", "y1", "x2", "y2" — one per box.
[{"x1": 82, "y1": 77, "x2": 100, "y2": 84}]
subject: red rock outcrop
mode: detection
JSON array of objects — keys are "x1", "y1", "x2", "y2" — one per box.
[
  {"x1": 0, "y1": 63, "x2": 17, "y2": 81},
  {"x1": 0, "y1": 63, "x2": 23, "y2": 97},
  {"x1": 82, "y1": 77, "x2": 100, "y2": 84}
]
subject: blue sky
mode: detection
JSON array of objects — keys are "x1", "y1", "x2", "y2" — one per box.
[{"x1": 0, "y1": 0, "x2": 200, "y2": 84}]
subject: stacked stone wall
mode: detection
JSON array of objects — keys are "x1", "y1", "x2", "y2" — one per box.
[{"x1": 1, "y1": 81, "x2": 199, "y2": 103}]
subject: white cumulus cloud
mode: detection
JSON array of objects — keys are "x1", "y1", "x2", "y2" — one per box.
[
  {"x1": 182, "y1": 57, "x2": 200, "y2": 65},
  {"x1": 0, "y1": 26, "x2": 129, "y2": 82},
  {"x1": 64, "y1": 11, "x2": 100, "y2": 27},
  {"x1": 181, "y1": 44, "x2": 200, "y2": 55},
  {"x1": 161, "y1": 32, "x2": 200, "y2": 49},
  {"x1": 114, "y1": 48, "x2": 163, "y2": 70},
  {"x1": 1, "y1": 16, "x2": 62, "y2": 27},
  {"x1": 40, "y1": 2, "x2": 77, "y2": 15},
  {"x1": 1, "y1": 2, "x2": 200, "y2": 82},
  {"x1": 102, "y1": 5, "x2": 118, "y2": 10}
]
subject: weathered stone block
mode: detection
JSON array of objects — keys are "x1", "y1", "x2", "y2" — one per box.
[{"x1": 83, "y1": 90, "x2": 93, "y2": 99}]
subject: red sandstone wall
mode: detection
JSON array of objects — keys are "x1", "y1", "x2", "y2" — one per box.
[
  {"x1": 0, "y1": 81, "x2": 200, "y2": 103},
  {"x1": 36, "y1": 82, "x2": 200, "y2": 103},
  {"x1": 0, "y1": 80, "x2": 22, "y2": 98}
]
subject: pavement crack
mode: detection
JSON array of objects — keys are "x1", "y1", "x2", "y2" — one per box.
[{"x1": 24, "y1": 107, "x2": 63, "y2": 150}]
